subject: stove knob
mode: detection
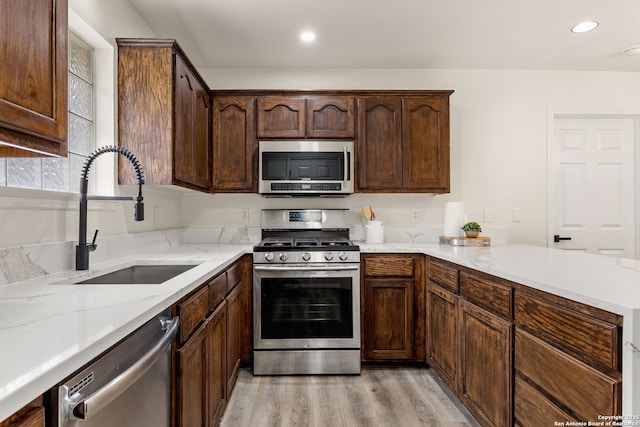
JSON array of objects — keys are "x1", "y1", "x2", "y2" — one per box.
[
  {"x1": 324, "y1": 252, "x2": 334, "y2": 261},
  {"x1": 339, "y1": 252, "x2": 348, "y2": 261},
  {"x1": 279, "y1": 253, "x2": 289, "y2": 262},
  {"x1": 302, "y1": 252, "x2": 311, "y2": 262},
  {"x1": 264, "y1": 252, "x2": 274, "y2": 262}
]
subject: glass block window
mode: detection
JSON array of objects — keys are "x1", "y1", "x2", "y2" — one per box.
[{"x1": 0, "y1": 31, "x2": 94, "y2": 193}]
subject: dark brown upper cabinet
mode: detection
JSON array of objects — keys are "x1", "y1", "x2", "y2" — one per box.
[
  {"x1": 257, "y1": 95, "x2": 355, "y2": 139},
  {"x1": 0, "y1": 0, "x2": 68, "y2": 157},
  {"x1": 357, "y1": 92, "x2": 452, "y2": 193},
  {"x1": 117, "y1": 39, "x2": 211, "y2": 192},
  {"x1": 212, "y1": 95, "x2": 257, "y2": 192}
]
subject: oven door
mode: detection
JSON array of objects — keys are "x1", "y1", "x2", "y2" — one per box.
[{"x1": 253, "y1": 263, "x2": 360, "y2": 350}]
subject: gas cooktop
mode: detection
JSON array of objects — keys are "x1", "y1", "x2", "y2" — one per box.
[{"x1": 255, "y1": 236, "x2": 359, "y2": 252}]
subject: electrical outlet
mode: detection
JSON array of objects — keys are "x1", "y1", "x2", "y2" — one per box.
[
  {"x1": 153, "y1": 205, "x2": 160, "y2": 224},
  {"x1": 241, "y1": 209, "x2": 249, "y2": 222},
  {"x1": 411, "y1": 209, "x2": 420, "y2": 223}
]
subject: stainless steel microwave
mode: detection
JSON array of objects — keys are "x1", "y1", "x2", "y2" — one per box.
[{"x1": 258, "y1": 140, "x2": 354, "y2": 196}]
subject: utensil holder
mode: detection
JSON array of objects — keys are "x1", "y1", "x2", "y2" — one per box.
[{"x1": 365, "y1": 221, "x2": 384, "y2": 244}]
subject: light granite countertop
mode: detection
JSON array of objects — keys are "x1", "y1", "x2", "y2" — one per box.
[{"x1": 1, "y1": 238, "x2": 639, "y2": 422}]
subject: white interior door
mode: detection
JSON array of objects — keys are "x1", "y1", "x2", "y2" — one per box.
[{"x1": 549, "y1": 115, "x2": 637, "y2": 258}]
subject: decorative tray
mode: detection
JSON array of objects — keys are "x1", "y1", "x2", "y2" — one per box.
[{"x1": 439, "y1": 236, "x2": 491, "y2": 246}]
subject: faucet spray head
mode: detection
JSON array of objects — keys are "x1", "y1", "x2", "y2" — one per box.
[{"x1": 134, "y1": 184, "x2": 144, "y2": 221}]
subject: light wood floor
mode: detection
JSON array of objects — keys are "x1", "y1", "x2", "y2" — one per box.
[{"x1": 221, "y1": 367, "x2": 480, "y2": 427}]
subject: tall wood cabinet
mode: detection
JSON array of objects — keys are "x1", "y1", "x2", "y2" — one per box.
[
  {"x1": 0, "y1": 0, "x2": 68, "y2": 157},
  {"x1": 174, "y1": 55, "x2": 211, "y2": 189},
  {"x1": 212, "y1": 96, "x2": 256, "y2": 192},
  {"x1": 361, "y1": 254, "x2": 425, "y2": 361},
  {"x1": 357, "y1": 93, "x2": 451, "y2": 193},
  {"x1": 117, "y1": 39, "x2": 211, "y2": 191}
]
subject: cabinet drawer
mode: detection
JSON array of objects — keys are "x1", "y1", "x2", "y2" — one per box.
[
  {"x1": 427, "y1": 259, "x2": 458, "y2": 292},
  {"x1": 515, "y1": 329, "x2": 621, "y2": 421},
  {"x1": 226, "y1": 261, "x2": 242, "y2": 293},
  {"x1": 209, "y1": 272, "x2": 227, "y2": 311},
  {"x1": 514, "y1": 375, "x2": 577, "y2": 426},
  {"x1": 515, "y1": 293, "x2": 621, "y2": 371},
  {"x1": 177, "y1": 285, "x2": 209, "y2": 343},
  {"x1": 365, "y1": 255, "x2": 414, "y2": 277},
  {"x1": 460, "y1": 271, "x2": 512, "y2": 319}
]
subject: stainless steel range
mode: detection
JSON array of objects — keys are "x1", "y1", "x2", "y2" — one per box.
[{"x1": 253, "y1": 209, "x2": 361, "y2": 375}]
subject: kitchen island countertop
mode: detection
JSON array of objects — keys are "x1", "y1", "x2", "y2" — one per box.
[{"x1": 1, "y1": 240, "x2": 639, "y2": 422}]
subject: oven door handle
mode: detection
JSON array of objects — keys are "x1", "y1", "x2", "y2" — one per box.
[
  {"x1": 69, "y1": 316, "x2": 179, "y2": 420},
  {"x1": 254, "y1": 265, "x2": 359, "y2": 272}
]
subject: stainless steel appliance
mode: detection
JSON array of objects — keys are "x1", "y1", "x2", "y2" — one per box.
[
  {"x1": 57, "y1": 309, "x2": 178, "y2": 427},
  {"x1": 258, "y1": 140, "x2": 355, "y2": 196},
  {"x1": 253, "y1": 209, "x2": 361, "y2": 375}
]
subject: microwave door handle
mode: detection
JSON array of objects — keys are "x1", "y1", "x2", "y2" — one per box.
[{"x1": 343, "y1": 146, "x2": 348, "y2": 185}]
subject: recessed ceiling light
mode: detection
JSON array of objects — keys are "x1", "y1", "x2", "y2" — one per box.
[
  {"x1": 571, "y1": 21, "x2": 599, "y2": 33},
  {"x1": 300, "y1": 31, "x2": 316, "y2": 42}
]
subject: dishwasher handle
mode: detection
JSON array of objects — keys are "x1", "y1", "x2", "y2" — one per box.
[{"x1": 70, "y1": 316, "x2": 179, "y2": 420}]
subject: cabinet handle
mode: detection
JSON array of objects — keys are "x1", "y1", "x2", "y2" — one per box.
[{"x1": 553, "y1": 234, "x2": 572, "y2": 243}]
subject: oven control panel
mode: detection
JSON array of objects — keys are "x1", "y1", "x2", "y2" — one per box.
[{"x1": 254, "y1": 251, "x2": 360, "y2": 264}]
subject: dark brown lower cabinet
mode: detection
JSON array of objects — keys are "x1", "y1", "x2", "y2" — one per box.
[
  {"x1": 426, "y1": 284, "x2": 459, "y2": 393},
  {"x1": 176, "y1": 312, "x2": 209, "y2": 427},
  {"x1": 177, "y1": 302, "x2": 227, "y2": 427},
  {"x1": 226, "y1": 284, "x2": 241, "y2": 393},
  {"x1": 459, "y1": 299, "x2": 513, "y2": 427},
  {"x1": 0, "y1": 397, "x2": 45, "y2": 427},
  {"x1": 174, "y1": 256, "x2": 250, "y2": 427},
  {"x1": 208, "y1": 303, "x2": 228, "y2": 427},
  {"x1": 361, "y1": 254, "x2": 425, "y2": 362}
]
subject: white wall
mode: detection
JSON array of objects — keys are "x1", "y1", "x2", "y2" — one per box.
[
  {"x1": 189, "y1": 68, "x2": 640, "y2": 246},
  {"x1": 0, "y1": 0, "x2": 184, "y2": 249},
  {"x1": 3, "y1": 2, "x2": 639, "y2": 249}
]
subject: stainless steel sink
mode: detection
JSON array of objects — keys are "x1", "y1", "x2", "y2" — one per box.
[{"x1": 74, "y1": 264, "x2": 197, "y2": 285}]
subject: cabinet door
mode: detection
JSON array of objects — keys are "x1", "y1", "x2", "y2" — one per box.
[
  {"x1": 226, "y1": 284, "x2": 242, "y2": 395},
  {"x1": 257, "y1": 96, "x2": 305, "y2": 138},
  {"x1": 459, "y1": 300, "x2": 513, "y2": 427},
  {"x1": 402, "y1": 97, "x2": 450, "y2": 192},
  {"x1": 363, "y1": 277, "x2": 414, "y2": 360},
  {"x1": 0, "y1": 0, "x2": 68, "y2": 157},
  {"x1": 208, "y1": 302, "x2": 227, "y2": 427},
  {"x1": 193, "y1": 85, "x2": 212, "y2": 189},
  {"x1": 177, "y1": 320, "x2": 208, "y2": 427},
  {"x1": 357, "y1": 97, "x2": 403, "y2": 191},
  {"x1": 426, "y1": 285, "x2": 459, "y2": 393},
  {"x1": 306, "y1": 96, "x2": 355, "y2": 138},
  {"x1": 174, "y1": 56, "x2": 210, "y2": 190},
  {"x1": 212, "y1": 96, "x2": 256, "y2": 191}
]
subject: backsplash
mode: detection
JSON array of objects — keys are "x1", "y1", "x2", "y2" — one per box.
[{"x1": 0, "y1": 225, "x2": 508, "y2": 286}]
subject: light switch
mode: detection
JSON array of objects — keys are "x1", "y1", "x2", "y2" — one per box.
[
  {"x1": 483, "y1": 208, "x2": 494, "y2": 223},
  {"x1": 512, "y1": 208, "x2": 522, "y2": 222}
]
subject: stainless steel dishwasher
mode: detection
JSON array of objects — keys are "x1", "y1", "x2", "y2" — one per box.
[{"x1": 57, "y1": 309, "x2": 178, "y2": 427}]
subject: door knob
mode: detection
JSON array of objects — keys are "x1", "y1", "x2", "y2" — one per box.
[{"x1": 553, "y1": 234, "x2": 572, "y2": 243}]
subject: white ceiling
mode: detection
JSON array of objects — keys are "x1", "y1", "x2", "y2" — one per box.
[{"x1": 128, "y1": 0, "x2": 640, "y2": 72}]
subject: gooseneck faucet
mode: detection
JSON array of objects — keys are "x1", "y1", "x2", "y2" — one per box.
[{"x1": 76, "y1": 146, "x2": 145, "y2": 270}]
